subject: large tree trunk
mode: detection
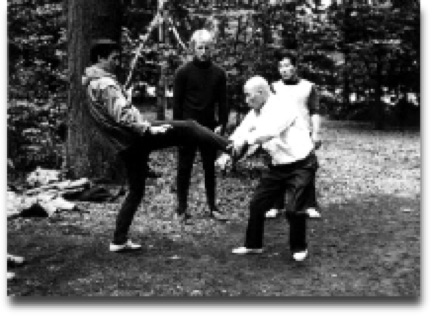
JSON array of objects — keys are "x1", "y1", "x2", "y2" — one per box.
[{"x1": 65, "y1": 0, "x2": 123, "y2": 179}]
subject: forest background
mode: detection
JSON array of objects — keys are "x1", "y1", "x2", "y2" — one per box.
[{"x1": 6, "y1": 0, "x2": 420, "y2": 178}]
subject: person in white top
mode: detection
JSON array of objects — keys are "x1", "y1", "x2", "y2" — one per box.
[
  {"x1": 216, "y1": 76, "x2": 318, "y2": 261},
  {"x1": 266, "y1": 49, "x2": 322, "y2": 219}
]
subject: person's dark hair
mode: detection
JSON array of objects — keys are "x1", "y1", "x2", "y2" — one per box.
[
  {"x1": 90, "y1": 39, "x2": 120, "y2": 63},
  {"x1": 274, "y1": 49, "x2": 297, "y2": 66}
]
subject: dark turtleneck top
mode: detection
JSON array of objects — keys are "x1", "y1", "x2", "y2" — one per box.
[
  {"x1": 173, "y1": 58, "x2": 228, "y2": 131},
  {"x1": 282, "y1": 77, "x2": 300, "y2": 85}
]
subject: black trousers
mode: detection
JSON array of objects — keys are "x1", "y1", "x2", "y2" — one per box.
[
  {"x1": 244, "y1": 153, "x2": 318, "y2": 252},
  {"x1": 113, "y1": 120, "x2": 230, "y2": 244},
  {"x1": 272, "y1": 173, "x2": 317, "y2": 210},
  {"x1": 272, "y1": 132, "x2": 318, "y2": 211},
  {"x1": 177, "y1": 142, "x2": 218, "y2": 212}
]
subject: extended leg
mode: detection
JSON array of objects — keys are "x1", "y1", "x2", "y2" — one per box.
[{"x1": 148, "y1": 120, "x2": 231, "y2": 153}]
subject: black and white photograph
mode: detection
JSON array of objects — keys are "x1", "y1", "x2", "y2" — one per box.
[{"x1": 5, "y1": 0, "x2": 421, "y2": 300}]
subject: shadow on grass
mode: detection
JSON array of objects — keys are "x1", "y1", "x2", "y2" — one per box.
[{"x1": 7, "y1": 191, "x2": 419, "y2": 299}]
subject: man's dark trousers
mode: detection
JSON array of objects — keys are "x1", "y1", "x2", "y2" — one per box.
[
  {"x1": 177, "y1": 144, "x2": 217, "y2": 213},
  {"x1": 244, "y1": 153, "x2": 318, "y2": 252},
  {"x1": 272, "y1": 175, "x2": 317, "y2": 210},
  {"x1": 177, "y1": 121, "x2": 218, "y2": 213},
  {"x1": 113, "y1": 120, "x2": 230, "y2": 245}
]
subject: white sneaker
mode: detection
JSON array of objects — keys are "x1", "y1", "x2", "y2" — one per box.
[
  {"x1": 215, "y1": 154, "x2": 231, "y2": 171},
  {"x1": 7, "y1": 254, "x2": 25, "y2": 266},
  {"x1": 7, "y1": 271, "x2": 16, "y2": 281},
  {"x1": 109, "y1": 240, "x2": 142, "y2": 253},
  {"x1": 232, "y1": 246, "x2": 263, "y2": 255},
  {"x1": 292, "y1": 249, "x2": 308, "y2": 262},
  {"x1": 307, "y1": 208, "x2": 321, "y2": 219},
  {"x1": 265, "y1": 209, "x2": 280, "y2": 218},
  {"x1": 174, "y1": 211, "x2": 191, "y2": 224}
]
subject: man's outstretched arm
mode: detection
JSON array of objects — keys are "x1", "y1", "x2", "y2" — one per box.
[{"x1": 101, "y1": 81, "x2": 174, "y2": 136}]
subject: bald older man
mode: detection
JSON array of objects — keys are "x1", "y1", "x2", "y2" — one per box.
[
  {"x1": 173, "y1": 29, "x2": 229, "y2": 222},
  {"x1": 216, "y1": 76, "x2": 318, "y2": 262}
]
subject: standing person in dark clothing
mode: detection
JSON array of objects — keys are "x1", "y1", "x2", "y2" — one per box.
[
  {"x1": 173, "y1": 29, "x2": 229, "y2": 221},
  {"x1": 82, "y1": 39, "x2": 234, "y2": 252}
]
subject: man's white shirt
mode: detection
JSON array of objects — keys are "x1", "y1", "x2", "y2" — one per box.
[
  {"x1": 272, "y1": 79, "x2": 314, "y2": 132},
  {"x1": 230, "y1": 93, "x2": 314, "y2": 165}
]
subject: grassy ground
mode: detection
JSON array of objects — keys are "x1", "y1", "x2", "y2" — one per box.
[{"x1": 7, "y1": 120, "x2": 420, "y2": 297}]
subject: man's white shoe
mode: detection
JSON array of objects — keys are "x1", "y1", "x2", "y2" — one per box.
[
  {"x1": 109, "y1": 240, "x2": 142, "y2": 253},
  {"x1": 232, "y1": 246, "x2": 263, "y2": 255},
  {"x1": 265, "y1": 209, "x2": 280, "y2": 218},
  {"x1": 307, "y1": 208, "x2": 321, "y2": 219},
  {"x1": 7, "y1": 254, "x2": 25, "y2": 266},
  {"x1": 215, "y1": 153, "x2": 231, "y2": 171},
  {"x1": 292, "y1": 249, "x2": 308, "y2": 262},
  {"x1": 7, "y1": 271, "x2": 16, "y2": 281}
]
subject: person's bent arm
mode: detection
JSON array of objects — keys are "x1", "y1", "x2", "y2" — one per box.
[
  {"x1": 229, "y1": 111, "x2": 256, "y2": 145},
  {"x1": 103, "y1": 86, "x2": 151, "y2": 135},
  {"x1": 311, "y1": 114, "x2": 321, "y2": 144},
  {"x1": 246, "y1": 100, "x2": 296, "y2": 146},
  {"x1": 308, "y1": 85, "x2": 322, "y2": 148}
]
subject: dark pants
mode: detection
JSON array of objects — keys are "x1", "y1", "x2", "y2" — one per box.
[
  {"x1": 272, "y1": 173, "x2": 317, "y2": 210},
  {"x1": 244, "y1": 153, "x2": 318, "y2": 252},
  {"x1": 177, "y1": 143, "x2": 218, "y2": 213},
  {"x1": 113, "y1": 120, "x2": 230, "y2": 245},
  {"x1": 273, "y1": 132, "x2": 318, "y2": 211}
]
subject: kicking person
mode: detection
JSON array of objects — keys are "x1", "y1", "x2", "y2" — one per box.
[
  {"x1": 216, "y1": 76, "x2": 318, "y2": 261},
  {"x1": 82, "y1": 39, "x2": 234, "y2": 252}
]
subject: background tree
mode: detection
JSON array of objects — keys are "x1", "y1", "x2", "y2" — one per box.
[
  {"x1": 8, "y1": 0, "x2": 66, "y2": 171},
  {"x1": 7, "y1": 0, "x2": 420, "y2": 177},
  {"x1": 327, "y1": 0, "x2": 420, "y2": 128}
]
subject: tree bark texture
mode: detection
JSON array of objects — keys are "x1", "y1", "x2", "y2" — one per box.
[{"x1": 66, "y1": 0, "x2": 123, "y2": 179}]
